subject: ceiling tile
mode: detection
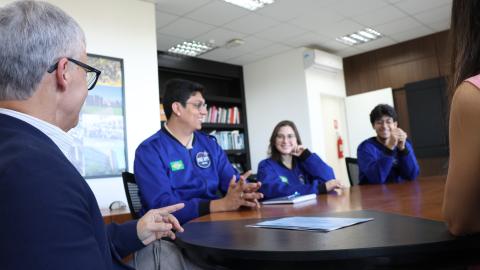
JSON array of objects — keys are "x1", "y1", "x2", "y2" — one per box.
[
  {"x1": 393, "y1": 0, "x2": 452, "y2": 15},
  {"x1": 281, "y1": 32, "x2": 331, "y2": 48},
  {"x1": 223, "y1": 13, "x2": 279, "y2": 34},
  {"x1": 315, "y1": 19, "x2": 365, "y2": 38},
  {"x1": 155, "y1": 11, "x2": 179, "y2": 29},
  {"x1": 388, "y1": 25, "x2": 432, "y2": 43},
  {"x1": 353, "y1": 37, "x2": 395, "y2": 51},
  {"x1": 317, "y1": 39, "x2": 351, "y2": 53},
  {"x1": 186, "y1": 1, "x2": 248, "y2": 26},
  {"x1": 157, "y1": 17, "x2": 215, "y2": 39},
  {"x1": 224, "y1": 54, "x2": 267, "y2": 66},
  {"x1": 156, "y1": 34, "x2": 185, "y2": 51},
  {"x1": 255, "y1": 0, "x2": 317, "y2": 22},
  {"x1": 413, "y1": 4, "x2": 451, "y2": 25},
  {"x1": 250, "y1": 43, "x2": 292, "y2": 57},
  {"x1": 253, "y1": 23, "x2": 308, "y2": 42},
  {"x1": 194, "y1": 28, "x2": 247, "y2": 47},
  {"x1": 331, "y1": 0, "x2": 389, "y2": 17},
  {"x1": 373, "y1": 16, "x2": 423, "y2": 35},
  {"x1": 427, "y1": 19, "x2": 450, "y2": 32},
  {"x1": 289, "y1": 11, "x2": 344, "y2": 32},
  {"x1": 352, "y1": 5, "x2": 407, "y2": 27},
  {"x1": 155, "y1": 0, "x2": 212, "y2": 16}
]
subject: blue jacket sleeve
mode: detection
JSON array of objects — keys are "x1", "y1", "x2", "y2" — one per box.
[
  {"x1": 397, "y1": 141, "x2": 420, "y2": 180},
  {"x1": 134, "y1": 143, "x2": 209, "y2": 224},
  {"x1": 298, "y1": 150, "x2": 336, "y2": 182},
  {"x1": 357, "y1": 142, "x2": 395, "y2": 184},
  {"x1": 257, "y1": 159, "x2": 319, "y2": 199},
  {"x1": 210, "y1": 137, "x2": 239, "y2": 194}
]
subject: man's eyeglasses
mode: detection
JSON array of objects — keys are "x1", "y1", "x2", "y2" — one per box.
[
  {"x1": 186, "y1": 102, "x2": 207, "y2": 110},
  {"x1": 47, "y1": 58, "x2": 101, "y2": 90}
]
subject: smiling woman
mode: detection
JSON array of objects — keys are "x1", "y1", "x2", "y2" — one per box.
[{"x1": 257, "y1": 120, "x2": 342, "y2": 200}]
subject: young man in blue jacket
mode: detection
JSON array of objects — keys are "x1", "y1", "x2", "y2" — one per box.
[
  {"x1": 357, "y1": 104, "x2": 420, "y2": 184},
  {"x1": 134, "y1": 79, "x2": 263, "y2": 224},
  {"x1": 0, "y1": 1, "x2": 191, "y2": 270}
]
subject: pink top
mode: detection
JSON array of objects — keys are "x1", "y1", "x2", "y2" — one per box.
[{"x1": 465, "y1": 74, "x2": 480, "y2": 88}]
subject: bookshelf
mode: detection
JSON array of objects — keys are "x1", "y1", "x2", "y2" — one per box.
[{"x1": 157, "y1": 51, "x2": 251, "y2": 172}]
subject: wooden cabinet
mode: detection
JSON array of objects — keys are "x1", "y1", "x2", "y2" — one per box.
[{"x1": 157, "y1": 52, "x2": 251, "y2": 171}]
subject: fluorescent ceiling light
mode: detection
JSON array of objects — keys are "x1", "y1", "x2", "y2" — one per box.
[
  {"x1": 168, "y1": 41, "x2": 214, "y2": 57},
  {"x1": 336, "y1": 28, "x2": 383, "y2": 46},
  {"x1": 223, "y1": 0, "x2": 274, "y2": 11}
]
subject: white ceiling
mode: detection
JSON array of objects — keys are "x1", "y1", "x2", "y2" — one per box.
[{"x1": 151, "y1": 0, "x2": 452, "y2": 65}]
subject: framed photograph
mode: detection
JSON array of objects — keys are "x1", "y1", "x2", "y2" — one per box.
[{"x1": 69, "y1": 54, "x2": 127, "y2": 178}]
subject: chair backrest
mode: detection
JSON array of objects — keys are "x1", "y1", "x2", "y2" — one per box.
[
  {"x1": 121, "y1": 172, "x2": 142, "y2": 219},
  {"x1": 345, "y1": 157, "x2": 360, "y2": 186}
]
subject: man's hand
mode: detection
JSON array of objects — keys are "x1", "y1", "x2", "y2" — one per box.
[
  {"x1": 325, "y1": 179, "x2": 344, "y2": 191},
  {"x1": 392, "y1": 128, "x2": 407, "y2": 150},
  {"x1": 211, "y1": 171, "x2": 263, "y2": 212},
  {"x1": 291, "y1": 145, "x2": 306, "y2": 157},
  {"x1": 136, "y1": 203, "x2": 184, "y2": 246},
  {"x1": 385, "y1": 131, "x2": 398, "y2": 150}
]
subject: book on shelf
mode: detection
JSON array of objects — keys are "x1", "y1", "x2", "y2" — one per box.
[
  {"x1": 209, "y1": 130, "x2": 244, "y2": 151},
  {"x1": 205, "y1": 106, "x2": 240, "y2": 124},
  {"x1": 261, "y1": 193, "x2": 317, "y2": 205}
]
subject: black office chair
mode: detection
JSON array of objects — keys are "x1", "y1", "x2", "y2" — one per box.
[
  {"x1": 121, "y1": 172, "x2": 142, "y2": 219},
  {"x1": 345, "y1": 157, "x2": 360, "y2": 186}
]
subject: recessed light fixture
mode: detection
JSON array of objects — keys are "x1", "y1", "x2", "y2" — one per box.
[
  {"x1": 336, "y1": 28, "x2": 383, "y2": 46},
  {"x1": 223, "y1": 0, "x2": 274, "y2": 11},
  {"x1": 168, "y1": 41, "x2": 215, "y2": 57}
]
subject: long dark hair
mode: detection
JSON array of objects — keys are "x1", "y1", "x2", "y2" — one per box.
[
  {"x1": 268, "y1": 120, "x2": 303, "y2": 163},
  {"x1": 449, "y1": 0, "x2": 480, "y2": 96}
]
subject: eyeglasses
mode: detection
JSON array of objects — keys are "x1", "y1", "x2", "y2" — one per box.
[
  {"x1": 47, "y1": 58, "x2": 102, "y2": 90},
  {"x1": 276, "y1": 134, "x2": 296, "y2": 140},
  {"x1": 186, "y1": 102, "x2": 207, "y2": 110}
]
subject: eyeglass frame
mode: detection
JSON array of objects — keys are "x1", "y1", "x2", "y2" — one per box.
[
  {"x1": 47, "y1": 57, "x2": 102, "y2": 91},
  {"x1": 185, "y1": 102, "x2": 208, "y2": 110}
]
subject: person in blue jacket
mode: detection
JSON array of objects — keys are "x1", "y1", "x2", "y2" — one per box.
[
  {"x1": 0, "y1": 2, "x2": 191, "y2": 269},
  {"x1": 357, "y1": 104, "x2": 420, "y2": 184},
  {"x1": 257, "y1": 120, "x2": 343, "y2": 200},
  {"x1": 134, "y1": 78, "x2": 263, "y2": 224}
]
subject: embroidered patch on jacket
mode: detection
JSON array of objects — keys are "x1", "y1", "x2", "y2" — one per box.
[
  {"x1": 170, "y1": 160, "x2": 185, "y2": 171},
  {"x1": 196, "y1": 151, "x2": 211, "y2": 168},
  {"x1": 280, "y1": 176, "x2": 289, "y2": 184}
]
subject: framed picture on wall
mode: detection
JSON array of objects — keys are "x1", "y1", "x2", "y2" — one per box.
[{"x1": 68, "y1": 54, "x2": 127, "y2": 178}]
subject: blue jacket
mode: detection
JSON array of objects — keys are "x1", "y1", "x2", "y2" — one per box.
[
  {"x1": 0, "y1": 114, "x2": 143, "y2": 270},
  {"x1": 357, "y1": 137, "x2": 420, "y2": 184},
  {"x1": 257, "y1": 150, "x2": 335, "y2": 199},
  {"x1": 134, "y1": 128, "x2": 239, "y2": 224}
]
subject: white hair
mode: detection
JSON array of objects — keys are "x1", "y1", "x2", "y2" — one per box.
[{"x1": 0, "y1": 0, "x2": 86, "y2": 100}]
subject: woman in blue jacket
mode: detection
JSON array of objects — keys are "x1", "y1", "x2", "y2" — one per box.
[{"x1": 257, "y1": 120, "x2": 342, "y2": 199}]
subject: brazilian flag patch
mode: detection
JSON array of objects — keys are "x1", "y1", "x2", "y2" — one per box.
[
  {"x1": 170, "y1": 160, "x2": 185, "y2": 172},
  {"x1": 280, "y1": 176, "x2": 289, "y2": 184}
]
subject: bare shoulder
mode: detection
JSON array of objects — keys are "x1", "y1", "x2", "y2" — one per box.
[{"x1": 452, "y1": 82, "x2": 480, "y2": 118}]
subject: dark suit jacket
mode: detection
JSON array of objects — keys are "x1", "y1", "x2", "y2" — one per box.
[{"x1": 0, "y1": 114, "x2": 144, "y2": 270}]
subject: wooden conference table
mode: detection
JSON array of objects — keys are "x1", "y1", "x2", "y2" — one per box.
[{"x1": 176, "y1": 176, "x2": 480, "y2": 269}]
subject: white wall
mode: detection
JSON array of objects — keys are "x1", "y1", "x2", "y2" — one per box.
[
  {"x1": 304, "y1": 54, "x2": 349, "y2": 184},
  {"x1": 345, "y1": 88, "x2": 394, "y2": 158},
  {"x1": 0, "y1": 0, "x2": 161, "y2": 208},
  {"x1": 244, "y1": 48, "x2": 311, "y2": 173}
]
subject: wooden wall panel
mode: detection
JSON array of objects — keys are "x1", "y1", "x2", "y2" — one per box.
[
  {"x1": 434, "y1": 31, "x2": 450, "y2": 77},
  {"x1": 343, "y1": 53, "x2": 378, "y2": 95},
  {"x1": 376, "y1": 57, "x2": 440, "y2": 89},
  {"x1": 375, "y1": 35, "x2": 437, "y2": 68}
]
